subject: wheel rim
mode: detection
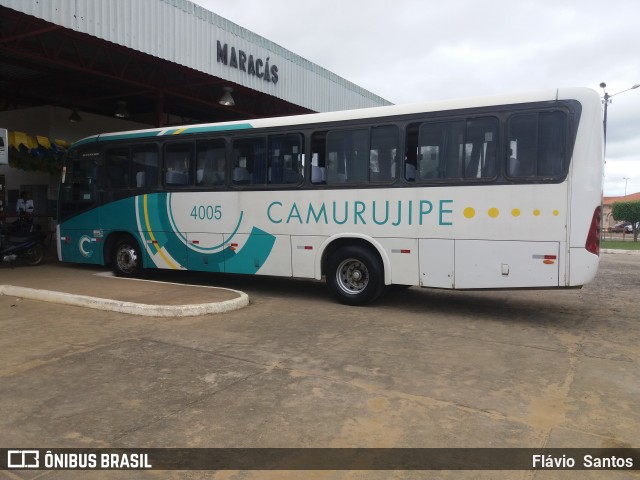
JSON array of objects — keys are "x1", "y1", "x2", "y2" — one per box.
[
  {"x1": 335, "y1": 258, "x2": 369, "y2": 295},
  {"x1": 116, "y1": 244, "x2": 138, "y2": 274}
]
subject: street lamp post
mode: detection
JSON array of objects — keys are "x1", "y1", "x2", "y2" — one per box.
[
  {"x1": 599, "y1": 82, "x2": 640, "y2": 147},
  {"x1": 623, "y1": 176, "x2": 630, "y2": 197}
]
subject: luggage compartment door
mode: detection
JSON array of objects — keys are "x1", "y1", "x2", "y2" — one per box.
[{"x1": 454, "y1": 240, "x2": 559, "y2": 289}]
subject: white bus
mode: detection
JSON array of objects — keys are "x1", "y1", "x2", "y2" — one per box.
[{"x1": 58, "y1": 87, "x2": 603, "y2": 305}]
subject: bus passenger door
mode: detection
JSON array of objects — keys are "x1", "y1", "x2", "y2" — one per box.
[{"x1": 224, "y1": 231, "x2": 291, "y2": 276}]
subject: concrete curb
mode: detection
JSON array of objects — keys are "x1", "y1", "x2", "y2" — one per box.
[
  {"x1": 0, "y1": 284, "x2": 249, "y2": 317},
  {"x1": 3, "y1": 249, "x2": 633, "y2": 315}
]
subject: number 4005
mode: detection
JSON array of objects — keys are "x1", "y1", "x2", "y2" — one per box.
[{"x1": 190, "y1": 205, "x2": 222, "y2": 220}]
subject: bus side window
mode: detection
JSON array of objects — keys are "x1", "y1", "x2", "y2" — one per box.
[
  {"x1": 164, "y1": 143, "x2": 194, "y2": 186},
  {"x1": 415, "y1": 118, "x2": 497, "y2": 181},
  {"x1": 132, "y1": 144, "x2": 158, "y2": 188},
  {"x1": 232, "y1": 137, "x2": 266, "y2": 185},
  {"x1": 326, "y1": 129, "x2": 368, "y2": 184},
  {"x1": 508, "y1": 111, "x2": 569, "y2": 179},
  {"x1": 464, "y1": 118, "x2": 498, "y2": 179},
  {"x1": 444, "y1": 121, "x2": 466, "y2": 178},
  {"x1": 310, "y1": 131, "x2": 327, "y2": 185},
  {"x1": 405, "y1": 124, "x2": 419, "y2": 181},
  {"x1": 106, "y1": 147, "x2": 131, "y2": 188},
  {"x1": 196, "y1": 139, "x2": 226, "y2": 187},
  {"x1": 538, "y1": 112, "x2": 566, "y2": 176},
  {"x1": 415, "y1": 123, "x2": 440, "y2": 180},
  {"x1": 416, "y1": 121, "x2": 467, "y2": 180},
  {"x1": 370, "y1": 125, "x2": 398, "y2": 183},
  {"x1": 268, "y1": 134, "x2": 304, "y2": 185},
  {"x1": 508, "y1": 114, "x2": 536, "y2": 177}
]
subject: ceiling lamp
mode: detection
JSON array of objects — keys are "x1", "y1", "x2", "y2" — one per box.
[
  {"x1": 114, "y1": 100, "x2": 130, "y2": 118},
  {"x1": 68, "y1": 108, "x2": 82, "y2": 123},
  {"x1": 219, "y1": 87, "x2": 235, "y2": 106}
]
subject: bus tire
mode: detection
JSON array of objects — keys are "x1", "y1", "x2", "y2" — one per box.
[
  {"x1": 327, "y1": 246, "x2": 384, "y2": 306},
  {"x1": 111, "y1": 236, "x2": 143, "y2": 278}
]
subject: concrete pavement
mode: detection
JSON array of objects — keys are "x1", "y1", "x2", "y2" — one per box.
[
  {"x1": 0, "y1": 253, "x2": 639, "y2": 479},
  {"x1": 0, "y1": 260, "x2": 248, "y2": 317},
  {"x1": 1, "y1": 249, "x2": 636, "y2": 317}
]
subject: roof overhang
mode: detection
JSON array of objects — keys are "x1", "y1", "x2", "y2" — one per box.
[{"x1": 0, "y1": 0, "x2": 390, "y2": 127}]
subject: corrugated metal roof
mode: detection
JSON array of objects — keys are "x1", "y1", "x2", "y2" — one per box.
[{"x1": 0, "y1": 0, "x2": 391, "y2": 112}]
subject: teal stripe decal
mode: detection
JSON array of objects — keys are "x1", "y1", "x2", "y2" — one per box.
[
  {"x1": 173, "y1": 123, "x2": 253, "y2": 135},
  {"x1": 100, "y1": 131, "x2": 167, "y2": 142},
  {"x1": 70, "y1": 136, "x2": 100, "y2": 148},
  {"x1": 225, "y1": 227, "x2": 276, "y2": 275},
  {"x1": 72, "y1": 123, "x2": 254, "y2": 148}
]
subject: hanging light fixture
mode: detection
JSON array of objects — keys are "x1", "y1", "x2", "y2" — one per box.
[
  {"x1": 114, "y1": 100, "x2": 130, "y2": 118},
  {"x1": 68, "y1": 108, "x2": 82, "y2": 123},
  {"x1": 219, "y1": 87, "x2": 235, "y2": 106}
]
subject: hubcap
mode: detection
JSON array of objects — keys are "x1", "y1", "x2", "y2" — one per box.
[
  {"x1": 336, "y1": 258, "x2": 369, "y2": 295},
  {"x1": 117, "y1": 245, "x2": 138, "y2": 273}
]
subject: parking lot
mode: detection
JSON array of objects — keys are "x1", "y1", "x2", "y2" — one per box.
[{"x1": 1, "y1": 253, "x2": 639, "y2": 479}]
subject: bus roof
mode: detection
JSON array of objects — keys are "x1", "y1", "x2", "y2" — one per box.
[{"x1": 71, "y1": 87, "x2": 597, "y2": 149}]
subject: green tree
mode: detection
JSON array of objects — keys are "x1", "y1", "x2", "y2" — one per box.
[{"x1": 612, "y1": 200, "x2": 640, "y2": 242}]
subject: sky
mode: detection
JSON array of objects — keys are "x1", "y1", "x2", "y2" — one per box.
[{"x1": 191, "y1": 0, "x2": 640, "y2": 197}]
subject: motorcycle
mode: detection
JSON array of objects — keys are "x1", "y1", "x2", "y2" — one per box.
[{"x1": 0, "y1": 222, "x2": 46, "y2": 266}]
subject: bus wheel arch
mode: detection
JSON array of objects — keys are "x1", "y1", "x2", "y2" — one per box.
[
  {"x1": 106, "y1": 232, "x2": 144, "y2": 278},
  {"x1": 321, "y1": 238, "x2": 387, "y2": 305}
]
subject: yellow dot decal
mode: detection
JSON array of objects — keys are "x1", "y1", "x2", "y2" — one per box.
[
  {"x1": 464, "y1": 207, "x2": 475, "y2": 219},
  {"x1": 533, "y1": 209, "x2": 541, "y2": 217},
  {"x1": 553, "y1": 210, "x2": 559, "y2": 216},
  {"x1": 488, "y1": 208, "x2": 499, "y2": 218},
  {"x1": 512, "y1": 208, "x2": 521, "y2": 217}
]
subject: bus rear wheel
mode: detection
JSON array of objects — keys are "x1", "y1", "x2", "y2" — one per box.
[
  {"x1": 111, "y1": 236, "x2": 143, "y2": 278},
  {"x1": 327, "y1": 246, "x2": 384, "y2": 306}
]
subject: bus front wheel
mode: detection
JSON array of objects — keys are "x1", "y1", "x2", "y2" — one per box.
[
  {"x1": 111, "y1": 236, "x2": 143, "y2": 278},
  {"x1": 327, "y1": 246, "x2": 384, "y2": 306}
]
